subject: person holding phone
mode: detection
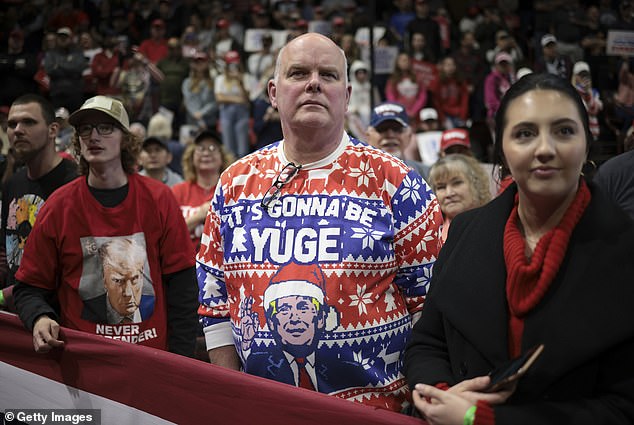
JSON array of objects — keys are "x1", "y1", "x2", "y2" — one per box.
[{"x1": 403, "y1": 73, "x2": 634, "y2": 424}]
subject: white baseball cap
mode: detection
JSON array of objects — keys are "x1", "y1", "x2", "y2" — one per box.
[
  {"x1": 516, "y1": 67, "x2": 533, "y2": 80},
  {"x1": 573, "y1": 61, "x2": 590, "y2": 75},
  {"x1": 541, "y1": 34, "x2": 557, "y2": 47},
  {"x1": 420, "y1": 108, "x2": 438, "y2": 121}
]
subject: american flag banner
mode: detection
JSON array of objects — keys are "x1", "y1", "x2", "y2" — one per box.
[{"x1": 0, "y1": 312, "x2": 424, "y2": 425}]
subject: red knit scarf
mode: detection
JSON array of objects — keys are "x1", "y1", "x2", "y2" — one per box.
[{"x1": 503, "y1": 180, "x2": 591, "y2": 357}]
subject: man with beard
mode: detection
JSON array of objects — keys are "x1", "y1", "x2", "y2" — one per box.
[
  {"x1": 365, "y1": 102, "x2": 429, "y2": 178},
  {"x1": 0, "y1": 94, "x2": 77, "y2": 309}
]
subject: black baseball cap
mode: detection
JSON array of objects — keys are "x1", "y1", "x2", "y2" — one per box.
[{"x1": 142, "y1": 137, "x2": 169, "y2": 150}]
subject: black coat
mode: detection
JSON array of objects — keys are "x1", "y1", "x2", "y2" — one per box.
[{"x1": 404, "y1": 182, "x2": 634, "y2": 424}]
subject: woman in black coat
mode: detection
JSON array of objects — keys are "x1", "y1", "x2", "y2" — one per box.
[{"x1": 403, "y1": 73, "x2": 634, "y2": 425}]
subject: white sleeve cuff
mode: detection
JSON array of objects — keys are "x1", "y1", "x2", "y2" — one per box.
[{"x1": 203, "y1": 321, "x2": 235, "y2": 350}]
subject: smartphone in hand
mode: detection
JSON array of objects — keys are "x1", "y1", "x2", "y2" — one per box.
[{"x1": 485, "y1": 344, "x2": 544, "y2": 392}]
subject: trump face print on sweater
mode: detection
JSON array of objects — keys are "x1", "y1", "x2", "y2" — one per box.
[{"x1": 197, "y1": 134, "x2": 442, "y2": 411}]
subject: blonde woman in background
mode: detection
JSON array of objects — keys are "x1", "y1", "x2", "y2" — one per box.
[
  {"x1": 428, "y1": 153, "x2": 492, "y2": 242},
  {"x1": 171, "y1": 130, "x2": 234, "y2": 252}
]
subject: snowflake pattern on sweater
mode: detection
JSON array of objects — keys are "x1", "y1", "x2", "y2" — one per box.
[{"x1": 197, "y1": 134, "x2": 442, "y2": 412}]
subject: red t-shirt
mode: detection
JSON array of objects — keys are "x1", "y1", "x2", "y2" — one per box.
[
  {"x1": 91, "y1": 51, "x2": 121, "y2": 96},
  {"x1": 171, "y1": 180, "x2": 215, "y2": 252},
  {"x1": 16, "y1": 174, "x2": 194, "y2": 350},
  {"x1": 138, "y1": 39, "x2": 168, "y2": 64}
]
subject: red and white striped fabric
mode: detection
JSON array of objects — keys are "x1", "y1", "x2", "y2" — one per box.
[{"x1": 0, "y1": 312, "x2": 424, "y2": 425}]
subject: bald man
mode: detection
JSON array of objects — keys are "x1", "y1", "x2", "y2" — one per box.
[{"x1": 196, "y1": 33, "x2": 443, "y2": 411}]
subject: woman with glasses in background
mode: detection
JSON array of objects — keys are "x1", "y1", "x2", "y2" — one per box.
[{"x1": 171, "y1": 130, "x2": 235, "y2": 252}]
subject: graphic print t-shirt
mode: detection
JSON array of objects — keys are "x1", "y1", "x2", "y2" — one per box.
[
  {"x1": 1, "y1": 158, "x2": 77, "y2": 286},
  {"x1": 15, "y1": 174, "x2": 194, "y2": 350}
]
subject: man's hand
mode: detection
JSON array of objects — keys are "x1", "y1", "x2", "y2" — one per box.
[
  {"x1": 32, "y1": 315, "x2": 65, "y2": 353},
  {"x1": 208, "y1": 345, "x2": 241, "y2": 370},
  {"x1": 194, "y1": 202, "x2": 210, "y2": 223}
]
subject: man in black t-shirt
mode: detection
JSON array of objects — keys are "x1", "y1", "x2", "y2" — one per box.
[
  {"x1": 0, "y1": 94, "x2": 78, "y2": 309},
  {"x1": 593, "y1": 148, "x2": 634, "y2": 221}
]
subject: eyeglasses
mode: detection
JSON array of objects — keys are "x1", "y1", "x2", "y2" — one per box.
[
  {"x1": 261, "y1": 162, "x2": 302, "y2": 211},
  {"x1": 194, "y1": 144, "x2": 218, "y2": 154},
  {"x1": 77, "y1": 123, "x2": 116, "y2": 138}
]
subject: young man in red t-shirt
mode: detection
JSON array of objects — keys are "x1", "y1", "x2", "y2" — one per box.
[{"x1": 13, "y1": 96, "x2": 198, "y2": 357}]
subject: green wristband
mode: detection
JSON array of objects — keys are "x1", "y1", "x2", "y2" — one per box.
[
  {"x1": 0, "y1": 288, "x2": 5, "y2": 307},
  {"x1": 463, "y1": 405, "x2": 477, "y2": 425}
]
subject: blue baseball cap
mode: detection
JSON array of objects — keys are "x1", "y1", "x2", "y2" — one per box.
[{"x1": 370, "y1": 102, "x2": 409, "y2": 128}]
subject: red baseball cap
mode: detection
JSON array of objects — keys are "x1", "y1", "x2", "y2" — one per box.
[
  {"x1": 224, "y1": 50, "x2": 240, "y2": 64},
  {"x1": 152, "y1": 19, "x2": 165, "y2": 28},
  {"x1": 440, "y1": 129, "x2": 471, "y2": 153}
]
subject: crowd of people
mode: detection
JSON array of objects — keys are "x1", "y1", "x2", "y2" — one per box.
[
  {"x1": 1, "y1": 1, "x2": 634, "y2": 424},
  {"x1": 1, "y1": 0, "x2": 633, "y2": 164}
]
